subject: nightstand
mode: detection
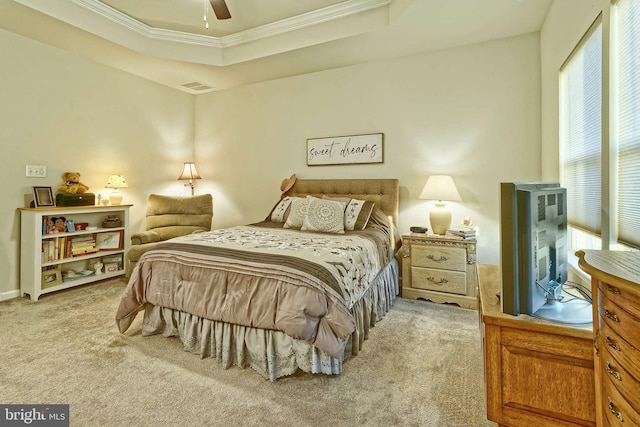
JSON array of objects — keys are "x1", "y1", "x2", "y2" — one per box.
[{"x1": 401, "y1": 233, "x2": 477, "y2": 309}]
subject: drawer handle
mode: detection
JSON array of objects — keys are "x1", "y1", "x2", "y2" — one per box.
[
  {"x1": 606, "y1": 284, "x2": 621, "y2": 295},
  {"x1": 427, "y1": 277, "x2": 449, "y2": 285},
  {"x1": 427, "y1": 255, "x2": 448, "y2": 263},
  {"x1": 608, "y1": 397, "x2": 624, "y2": 422},
  {"x1": 606, "y1": 361, "x2": 622, "y2": 381},
  {"x1": 604, "y1": 307, "x2": 619, "y2": 322},
  {"x1": 606, "y1": 336, "x2": 621, "y2": 352}
]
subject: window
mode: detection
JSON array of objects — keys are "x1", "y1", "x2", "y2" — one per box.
[
  {"x1": 613, "y1": 0, "x2": 640, "y2": 249},
  {"x1": 559, "y1": 19, "x2": 602, "y2": 241},
  {"x1": 560, "y1": 2, "x2": 640, "y2": 255}
]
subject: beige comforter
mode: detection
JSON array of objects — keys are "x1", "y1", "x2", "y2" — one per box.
[{"x1": 116, "y1": 210, "x2": 398, "y2": 357}]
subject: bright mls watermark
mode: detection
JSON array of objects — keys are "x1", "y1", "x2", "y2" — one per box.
[{"x1": 0, "y1": 405, "x2": 69, "y2": 426}]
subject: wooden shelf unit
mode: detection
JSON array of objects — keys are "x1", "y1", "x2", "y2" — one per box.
[{"x1": 19, "y1": 204, "x2": 131, "y2": 301}]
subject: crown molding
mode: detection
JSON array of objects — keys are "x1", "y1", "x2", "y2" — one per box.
[
  {"x1": 13, "y1": 0, "x2": 390, "y2": 65},
  {"x1": 221, "y1": 0, "x2": 390, "y2": 47},
  {"x1": 71, "y1": 0, "x2": 222, "y2": 48},
  {"x1": 72, "y1": 0, "x2": 389, "y2": 48}
]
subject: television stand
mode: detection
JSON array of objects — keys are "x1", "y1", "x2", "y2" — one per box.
[{"x1": 478, "y1": 264, "x2": 596, "y2": 426}]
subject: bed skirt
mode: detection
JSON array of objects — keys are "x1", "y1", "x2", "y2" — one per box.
[{"x1": 140, "y1": 258, "x2": 399, "y2": 380}]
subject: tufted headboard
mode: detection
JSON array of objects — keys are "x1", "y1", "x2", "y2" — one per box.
[{"x1": 283, "y1": 178, "x2": 399, "y2": 225}]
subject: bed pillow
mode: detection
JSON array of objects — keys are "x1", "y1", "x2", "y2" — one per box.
[
  {"x1": 301, "y1": 196, "x2": 345, "y2": 234},
  {"x1": 283, "y1": 197, "x2": 309, "y2": 229},
  {"x1": 268, "y1": 196, "x2": 296, "y2": 223},
  {"x1": 322, "y1": 196, "x2": 375, "y2": 230}
]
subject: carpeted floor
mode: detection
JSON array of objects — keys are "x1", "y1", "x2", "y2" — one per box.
[{"x1": 0, "y1": 279, "x2": 496, "y2": 427}]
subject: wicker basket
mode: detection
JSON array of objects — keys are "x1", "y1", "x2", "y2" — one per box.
[{"x1": 102, "y1": 217, "x2": 122, "y2": 228}]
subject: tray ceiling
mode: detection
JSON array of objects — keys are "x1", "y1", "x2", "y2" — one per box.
[{"x1": 2, "y1": 0, "x2": 554, "y2": 93}]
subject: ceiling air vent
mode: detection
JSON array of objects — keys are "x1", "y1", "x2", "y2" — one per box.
[{"x1": 180, "y1": 81, "x2": 216, "y2": 94}]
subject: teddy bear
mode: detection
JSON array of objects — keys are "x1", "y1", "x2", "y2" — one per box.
[{"x1": 58, "y1": 172, "x2": 89, "y2": 194}]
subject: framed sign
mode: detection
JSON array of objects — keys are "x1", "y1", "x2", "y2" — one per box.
[{"x1": 307, "y1": 133, "x2": 383, "y2": 166}]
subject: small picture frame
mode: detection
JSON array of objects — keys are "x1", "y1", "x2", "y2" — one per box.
[
  {"x1": 104, "y1": 263, "x2": 119, "y2": 273},
  {"x1": 42, "y1": 269, "x2": 62, "y2": 288},
  {"x1": 95, "y1": 231, "x2": 123, "y2": 250},
  {"x1": 33, "y1": 186, "x2": 55, "y2": 208}
]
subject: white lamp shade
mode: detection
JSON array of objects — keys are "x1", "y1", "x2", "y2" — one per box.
[
  {"x1": 419, "y1": 175, "x2": 461, "y2": 202},
  {"x1": 177, "y1": 162, "x2": 202, "y2": 181},
  {"x1": 105, "y1": 174, "x2": 128, "y2": 189}
]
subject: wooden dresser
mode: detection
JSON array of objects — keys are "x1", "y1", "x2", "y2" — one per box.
[
  {"x1": 577, "y1": 250, "x2": 640, "y2": 427},
  {"x1": 401, "y1": 233, "x2": 477, "y2": 309},
  {"x1": 478, "y1": 264, "x2": 595, "y2": 427}
]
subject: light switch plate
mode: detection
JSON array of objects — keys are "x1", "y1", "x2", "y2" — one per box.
[{"x1": 26, "y1": 165, "x2": 47, "y2": 177}]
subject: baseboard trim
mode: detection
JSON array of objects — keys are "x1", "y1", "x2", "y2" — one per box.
[{"x1": 0, "y1": 289, "x2": 21, "y2": 301}]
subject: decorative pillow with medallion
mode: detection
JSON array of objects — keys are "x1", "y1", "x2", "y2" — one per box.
[
  {"x1": 322, "y1": 196, "x2": 375, "y2": 230},
  {"x1": 301, "y1": 196, "x2": 345, "y2": 234},
  {"x1": 283, "y1": 197, "x2": 309, "y2": 229}
]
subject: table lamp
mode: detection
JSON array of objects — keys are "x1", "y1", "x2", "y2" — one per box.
[
  {"x1": 105, "y1": 174, "x2": 128, "y2": 205},
  {"x1": 419, "y1": 175, "x2": 461, "y2": 235}
]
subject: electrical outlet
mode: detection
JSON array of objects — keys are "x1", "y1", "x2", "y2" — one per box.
[{"x1": 26, "y1": 165, "x2": 47, "y2": 178}]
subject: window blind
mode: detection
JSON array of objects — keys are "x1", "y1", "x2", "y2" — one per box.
[
  {"x1": 560, "y1": 21, "x2": 602, "y2": 235},
  {"x1": 614, "y1": 0, "x2": 640, "y2": 248}
]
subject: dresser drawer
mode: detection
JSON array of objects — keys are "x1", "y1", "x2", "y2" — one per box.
[
  {"x1": 599, "y1": 291, "x2": 640, "y2": 349},
  {"x1": 599, "y1": 281, "x2": 640, "y2": 320},
  {"x1": 600, "y1": 321, "x2": 640, "y2": 379},
  {"x1": 411, "y1": 266, "x2": 467, "y2": 295},
  {"x1": 599, "y1": 350, "x2": 640, "y2": 412},
  {"x1": 410, "y1": 244, "x2": 466, "y2": 271},
  {"x1": 602, "y1": 372, "x2": 640, "y2": 427}
]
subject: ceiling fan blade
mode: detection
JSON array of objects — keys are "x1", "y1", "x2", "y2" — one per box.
[{"x1": 209, "y1": 0, "x2": 231, "y2": 20}]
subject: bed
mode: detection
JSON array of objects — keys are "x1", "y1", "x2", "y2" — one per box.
[{"x1": 116, "y1": 177, "x2": 400, "y2": 380}]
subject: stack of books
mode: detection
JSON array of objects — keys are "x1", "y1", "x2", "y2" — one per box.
[
  {"x1": 70, "y1": 235, "x2": 98, "y2": 256},
  {"x1": 446, "y1": 226, "x2": 476, "y2": 240}
]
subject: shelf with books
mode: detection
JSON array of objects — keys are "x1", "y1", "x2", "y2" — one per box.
[{"x1": 19, "y1": 205, "x2": 131, "y2": 301}]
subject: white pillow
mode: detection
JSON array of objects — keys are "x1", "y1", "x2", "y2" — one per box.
[
  {"x1": 283, "y1": 197, "x2": 309, "y2": 229},
  {"x1": 301, "y1": 196, "x2": 345, "y2": 234},
  {"x1": 269, "y1": 196, "x2": 295, "y2": 223}
]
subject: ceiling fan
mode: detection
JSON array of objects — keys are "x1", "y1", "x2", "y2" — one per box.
[{"x1": 209, "y1": 0, "x2": 231, "y2": 20}]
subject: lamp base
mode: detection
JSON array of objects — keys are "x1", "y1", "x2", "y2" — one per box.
[
  {"x1": 109, "y1": 191, "x2": 123, "y2": 205},
  {"x1": 429, "y1": 203, "x2": 451, "y2": 235}
]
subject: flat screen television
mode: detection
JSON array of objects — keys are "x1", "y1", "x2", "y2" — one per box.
[{"x1": 499, "y1": 182, "x2": 591, "y2": 324}]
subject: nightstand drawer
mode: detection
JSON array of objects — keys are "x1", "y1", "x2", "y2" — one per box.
[
  {"x1": 411, "y1": 267, "x2": 467, "y2": 295},
  {"x1": 410, "y1": 245, "x2": 466, "y2": 271}
]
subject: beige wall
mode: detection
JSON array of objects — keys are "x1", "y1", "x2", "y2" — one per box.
[
  {"x1": 2, "y1": 27, "x2": 545, "y2": 299},
  {"x1": 194, "y1": 33, "x2": 543, "y2": 266},
  {"x1": 1, "y1": 29, "x2": 194, "y2": 299}
]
